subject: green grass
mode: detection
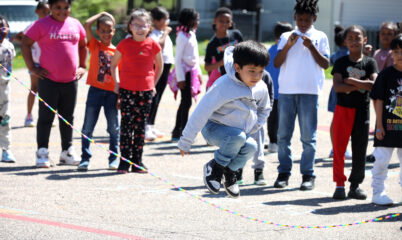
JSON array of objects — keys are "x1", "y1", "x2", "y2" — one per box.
[{"x1": 325, "y1": 66, "x2": 333, "y2": 80}]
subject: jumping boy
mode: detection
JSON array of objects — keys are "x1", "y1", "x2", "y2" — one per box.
[
  {"x1": 77, "y1": 12, "x2": 119, "y2": 171},
  {"x1": 178, "y1": 40, "x2": 271, "y2": 198}
]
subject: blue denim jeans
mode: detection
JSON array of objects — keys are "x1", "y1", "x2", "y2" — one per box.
[
  {"x1": 277, "y1": 94, "x2": 318, "y2": 176},
  {"x1": 81, "y1": 86, "x2": 119, "y2": 162},
  {"x1": 201, "y1": 121, "x2": 257, "y2": 171}
]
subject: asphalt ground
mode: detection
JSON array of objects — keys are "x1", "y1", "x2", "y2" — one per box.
[{"x1": 0, "y1": 69, "x2": 401, "y2": 239}]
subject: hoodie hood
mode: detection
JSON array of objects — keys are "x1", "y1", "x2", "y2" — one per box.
[{"x1": 223, "y1": 46, "x2": 245, "y2": 86}]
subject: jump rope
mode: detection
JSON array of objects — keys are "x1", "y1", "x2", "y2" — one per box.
[{"x1": 1, "y1": 63, "x2": 400, "y2": 229}]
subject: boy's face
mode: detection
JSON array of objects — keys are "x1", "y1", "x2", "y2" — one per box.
[
  {"x1": 0, "y1": 19, "x2": 9, "y2": 43},
  {"x1": 50, "y1": 0, "x2": 70, "y2": 22},
  {"x1": 294, "y1": 13, "x2": 316, "y2": 33},
  {"x1": 153, "y1": 17, "x2": 169, "y2": 30},
  {"x1": 234, "y1": 64, "x2": 265, "y2": 87},
  {"x1": 379, "y1": 25, "x2": 396, "y2": 47},
  {"x1": 36, "y1": 5, "x2": 50, "y2": 19},
  {"x1": 214, "y1": 13, "x2": 232, "y2": 33},
  {"x1": 345, "y1": 28, "x2": 367, "y2": 54},
  {"x1": 391, "y1": 47, "x2": 402, "y2": 68},
  {"x1": 96, "y1": 21, "x2": 115, "y2": 45}
]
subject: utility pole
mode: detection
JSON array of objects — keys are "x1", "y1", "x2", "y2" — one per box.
[{"x1": 127, "y1": 0, "x2": 134, "y2": 14}]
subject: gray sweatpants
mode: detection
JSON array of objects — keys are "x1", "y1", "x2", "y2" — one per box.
[
  {"x1": 0, "y1": 81, "x2": 10, "y2": 149},
  {"x1": 250, "y1": 127, "x2": 265, "y2": 169}
]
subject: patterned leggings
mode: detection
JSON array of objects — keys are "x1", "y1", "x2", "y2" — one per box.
[{"x1": 118, "y1": 88, "x2": 153, "y2": 171}]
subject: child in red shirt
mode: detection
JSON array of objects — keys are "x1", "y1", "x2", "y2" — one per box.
[{"x1": 111, "y1": 9, "x2": 163, "y2": 173}]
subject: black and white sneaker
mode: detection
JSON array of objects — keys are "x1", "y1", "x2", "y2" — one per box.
[
  {"x1": 223, "y1": 167, "x2": 240, "y2": 198},
  {"x1": 203, "y1": 159, "x2": 224, "y2": 194}
]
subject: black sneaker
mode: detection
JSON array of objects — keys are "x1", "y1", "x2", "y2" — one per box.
[
  {"x1": 203, "y1": 159, "x2": 224, "y2": 194},
  {"x1": 348, "y1": 187, "x2": 367, "y2": 200},
  {"x1": 300, "y1": 175, "x2": 315, "y2": 191},
  {"x1": 223, "y1": 167, "x2": 240, "y2": 198},
  {"x1": 366, "y1": 154, "x2": 376, "y2": 163},
  {"x1": 254, "y1": 168, "x2": 267, "y2": 185},
  {"x1": 332, "y1": 187, "x2": 347, "y2": 200},
  {"x1": 274, "y1": 173, "x2": 290, "y2": 188},
  {"x1": 236, "y1": 168, "x2": 244, "y2": 185}
]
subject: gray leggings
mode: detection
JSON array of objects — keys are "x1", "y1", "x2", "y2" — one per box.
[{"x1": 37, "y1": 78, "x2": 77, "y2": 150}]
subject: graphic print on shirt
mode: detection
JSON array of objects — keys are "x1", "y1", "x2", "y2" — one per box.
[
  {"x1": 347, "y1": 66, "x2": 366, "y2": 93},
  {"x1": 0, "y1": 48, "x2": 12, "y2": 80},
  {"x1": 216, "y1": 40, "x2": 239, "y2": 54},
  {"x1": 387, "y1": 79, "x2": 402, "y2": 119},
  {"x1": 97, "y1": 50, "x2": 113, "y2": 83}
]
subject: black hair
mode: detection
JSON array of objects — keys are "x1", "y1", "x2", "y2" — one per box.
[
  {"x1": 177, "y1": 8, "x2": 199, "y2": 33},
  {"x1": 150, "y1": 6, "x2": 169, "y2": 21},
  {"x1": 294, "y1": 0, "x2": 319, "y2": 16},
  {"x1": 48, "y1": 0, "x2": 73, "y2": 5},
  {"x1": 273, "y1": 22, "x2": 293, "y2": 39},
  {"x1": 233, "y1": 40, "x2": 269, "y2": 68},
  {"x1": 126, "y1": 8, "x2": 151, "y2": 35},
  {"x1": 344, "y1": 25, "x2": 367, "y2": 38},
  {"x1": 390, "y1": 34, "x2": 402, "y2": 50},
  {"x1": 334, "y1": 24, "x2": 345, "y2": 47},
  {"x1": 36, "y1": 1, "x2": 49, "y2": 10},
  {"x1": 380, "y1": 21, "x2": 399, "y2": 35},
  {"x1": 212, "y1": 7, "x2": 234, "y2": 31},
  {"x1": 97, "y1": 15, "x2": 114, "y2": 29},
  {"x1": 0, "y1": 15, "x2": 9, "y2": 27}
]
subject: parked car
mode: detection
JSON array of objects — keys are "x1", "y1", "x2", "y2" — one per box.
[{"x1": 0, "y1": 0, "x2": 37, "y2": 39}]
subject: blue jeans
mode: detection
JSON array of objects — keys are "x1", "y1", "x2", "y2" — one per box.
[
  {"x1": 277, "y1": 94, "x2": 318, "y2": 176},
  {"x1": 81, "y1": 86, "x2": 119, "y2": 163},
  {"x1": 201, "y1": 121, "x2": 257, "y2": 171}
]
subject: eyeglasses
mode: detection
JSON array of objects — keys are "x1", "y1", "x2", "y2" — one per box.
[
  {"x1": 130, "y1": 23, "x2": 149, "y2": 30},
  {"x1": 0, "y1": 27, "x2": 9, "y2": 31}
]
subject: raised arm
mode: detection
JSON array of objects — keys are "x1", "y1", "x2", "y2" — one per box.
[
  {"x1": 301, "y1": 35, "x2": 330, "y2": 69},
  {"x1": 84, "y1": 12, "x2": 115, "y2": 43},
  {"x1": 274, "y1": 33, "x2": 299, "y2": 68}
]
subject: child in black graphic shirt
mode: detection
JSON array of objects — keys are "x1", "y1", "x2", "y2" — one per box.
[
  {"x1": 370, "y1": 34, "x2": 402, "y2": 205},
  {"x1": 204, "y1": 7, "x2": 243, "y2": 89}
]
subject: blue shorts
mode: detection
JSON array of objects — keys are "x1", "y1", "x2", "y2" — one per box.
[{"x1": 327, "y1": 86, "x2": 337, "y2": 112}]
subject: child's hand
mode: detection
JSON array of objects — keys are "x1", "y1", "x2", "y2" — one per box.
[
  {"x1": 116, "y1": 97, "x2": 120, "y2": 110},
  {"x1": 286, "y1": 32, "x2": 299, "y2": 48},
  {"x1": 198, "y1": 74, "x2": 203, "y2": 85},
  {"x1": 375, "y1": 126, "x2": 385, "y2": 140},
  {"x1": 31, "y1": 66, "x2": 48, "y2": 79},
  {"x1": 179, "y1": 148, "x2": 189, "y2": 157},
  {"x1": 164, "y1": 26, "x2": 172, "y2": 34},
  {"x1": 152, "y1": 88, "x2": 157, "y2": 97},
  {"x1": 75, "y1": 67, "x2": 86, "y2": 80},
  {"x1": 301, "y1": 35, "x2": 313, "y2": 49},
  {"x1": 113, "y1": 83, "x2": 119, "y2": 94},
  {"x1": 177, "y1": 81, "x2": 186, "y2": 90}
]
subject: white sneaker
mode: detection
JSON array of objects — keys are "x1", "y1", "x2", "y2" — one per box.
[
  {"x1": 372, "y1": 193, "x2": 393, "y2": 206},
  {"x1": 152, "y1": 126, "x2": 165, "y2": 138},
  {"x1": 36, "y1": 148, "x2": 51, "y2": 168},
  {"x1": 268, "y1": 143, "x2": 278, "y2": 153},
  {"x1": 59, "y1": 146, "x2": 80, "y2": 165},
  {"x1": 145, "y1": 125, "x2": 156, "y2": 141}
]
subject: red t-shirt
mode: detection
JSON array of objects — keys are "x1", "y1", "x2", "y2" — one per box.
[
  {"x1": 116, "y1": 37, "x2": 161, "y2": 91},
  {"x1": 86, "y1": 38, "x2": 115, "y2": 91}
]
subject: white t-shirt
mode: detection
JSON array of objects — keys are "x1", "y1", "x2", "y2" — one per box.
[
  {"x1": 277, "y1": 26, "x2": 330, "y2": 95},
  {"x1": 175, "y1": 31, "x2": 201, "y2": 82},
  {"x1": 24, "y1": 23, "x2": 41, "y2": 64},
  {"x1": 149, "y1": 29, "x2": 174, "y2": 64}
]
